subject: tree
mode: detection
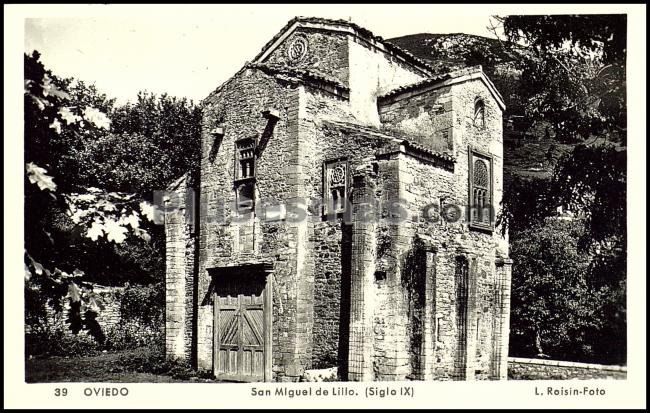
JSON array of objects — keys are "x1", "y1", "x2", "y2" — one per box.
[
  {"x1": 492, "y1": 15, "x2": 627, "y2": 364},
  {"x1": 25, "y1": 51, "x2": 203, "y2": 345},
  {"x1": 509, "y1": 218, "x2": 624, "y2": 364},
  {"x1": 76, "y1": 92, "x2": 202, "y2": 194},
  {"x1": 495, "y1": 14, "x2": 626, "y2": 144},
  {"x1": 24, "y1": 52, "x2": 177, "y2": 343}
]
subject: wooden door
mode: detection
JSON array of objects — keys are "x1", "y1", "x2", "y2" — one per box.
[{"x1": 213, "y1": 273, "x2": 271, "y2": 382}]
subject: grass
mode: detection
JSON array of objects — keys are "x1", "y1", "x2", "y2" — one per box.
[{"x1": 25, "y1": 348, "x2": 206, "y2": 383}]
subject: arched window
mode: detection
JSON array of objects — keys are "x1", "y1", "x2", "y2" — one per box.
[
  {"x1": 473, "y1": 99, "x2": 485, "y2": 128},
  {"x1": 469, "y1": 149, "x2": 494, "y2": 230}
]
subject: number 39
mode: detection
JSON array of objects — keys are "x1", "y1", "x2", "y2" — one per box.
[{"x1": 54, "y1": 388, "x2": 68, "y2": 397}]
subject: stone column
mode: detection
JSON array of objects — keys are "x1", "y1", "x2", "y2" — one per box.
[
  {"x1": 492, "y1": 257, "x2": 513, "y2": 380},
  {"x1": 164, "y1": 177, "x2": 193, "y2": 362},
  {"x1": 463, "y1": 256, "x2": 479, "y2": 381},
  {"x1": 347, "y1": 171, "x2": 377, "y2": 381},
  {"x1": 421, "y1": 248, "x2": 437, "y2": 380}
]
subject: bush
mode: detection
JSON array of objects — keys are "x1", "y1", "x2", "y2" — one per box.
[
  {"x1": 26, "y1": 328, "x2": 102, "y2": 357},
  {"x1": 115, "y1": 346, "x2": 213, "y2": 381},
  {"x1": 104, "y1": 321, "x2": 163, "y2": 351},
  {"x1": 104, "y1": 283, "x2": 164, "y2": 351},
  {"x1": 25, "y1": 282, "x2": 165, "y2": 356},
  {"x1": 120, "y1": 283, "x2": 164, "y2": 327}
]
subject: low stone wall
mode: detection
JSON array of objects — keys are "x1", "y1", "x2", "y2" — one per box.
[
  {"x1": 508, "y1": 357, "x2": 627, "y2": 380},
  {"x1": 26, "y1": 283, "x2": 163, "y2": 350},
  {"x1": 30, "y1": 285, "x2": 125, "y2": 333}
]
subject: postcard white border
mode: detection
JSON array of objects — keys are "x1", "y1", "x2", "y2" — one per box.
[{"x1": 4, "y1": 3, "x2": 646, "y2": 409}]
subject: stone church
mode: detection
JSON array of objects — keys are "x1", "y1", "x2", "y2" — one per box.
[{"x1": 164, "y1": 17, "x2": 512, "y2": 382}]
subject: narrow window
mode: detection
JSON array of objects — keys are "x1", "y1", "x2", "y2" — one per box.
[
  {"x1": 236, "y1": 181, "x2": 255, "y2": 213},
  {"x1": 474, "y1": 99, "x2": 485, "y2": 128},
  {"x1": 323, "y1": 159, "x2": 348, "y2": 216},
  {"x1": 234, "y1": 137, "x2": 257, "y2": 214}
]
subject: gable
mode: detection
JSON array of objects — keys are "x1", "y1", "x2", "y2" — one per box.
[
  {"x1": 379, "y1": 66, "x2": 506, "y2": 111},
  {"x1": 259, "y1": 26, "x2": 350, "y2": 87},
  {"x1": 252, "y1": 17, "x2": 434, "y2": 76}
]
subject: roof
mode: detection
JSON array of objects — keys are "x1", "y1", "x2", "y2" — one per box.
[
  {"x1": 204, "y1": 62, "x2": 350, "y2": 105},
  {"x1": 249, "y1": 63, "x2": 349, "y2": 93},
  {"x1": 166, "y1": 173, "x2": 188, "y2": 191},
  {"x1": 378, "y1": 65, "x2": 506, "y2": 111},
  {"x1": 252, "y1": 16, "x2": 436, "y2": 76},
  {"x1": 324, "y1": 120, "x2": 455, "y2": 166},
  {"x1": 400, "y1": 140, "x2": 455, "y2": 163}
]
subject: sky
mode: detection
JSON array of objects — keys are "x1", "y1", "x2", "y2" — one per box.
[{"x1": 24, "y1": 5, "x2": 503, "y2": 104}]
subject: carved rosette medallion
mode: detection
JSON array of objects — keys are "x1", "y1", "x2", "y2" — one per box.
[{"x1": 287, "y1": 36, "x2": 308, "y2": 63}]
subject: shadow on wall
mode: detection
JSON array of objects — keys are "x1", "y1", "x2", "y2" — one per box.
[
  {"x1": 337, "y1": 223, "x2": 352, "y2": 380},
  {"x1": 401, "y1": 239, "x2": 428, "y2": 380}
]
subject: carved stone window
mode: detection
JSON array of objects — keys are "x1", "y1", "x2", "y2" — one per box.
[
  {"x1": 468, "y1": 148, "x2": 494, "y2": 231},
  {"x1": 235, "y1": 137, "x2": 256, "y2": 180},
  {"x1": 474, "y1": 99, "x2": 486, "y2": 128},
  {"x1": 323, "y1": 159, "x2": 349, "y2": 215},
  {"x1": 234, "y1": 137, "x2": 256, "y2": 214}
]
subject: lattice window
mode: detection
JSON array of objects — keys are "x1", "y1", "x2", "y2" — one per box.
[
  {"x1": 234, "y1": 137, "x2": 257, "y2": 214},
  {"x1": 469, "y1": 149, "x2": 494, "y2": 230},
  {"x1": 235, "y1": 138, "x2": 256, "y2": 180},
  {"x1": 323, "y1": 159, "x2": 349, "y2": 215}
]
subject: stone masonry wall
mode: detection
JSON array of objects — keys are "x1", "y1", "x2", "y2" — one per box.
[
  {"x1": 347, "y1": 37, "x2": 425, "y2": 126},
  {"x1": 300, "y1": 87, "x2": 397, "y2": 371},
  {"x1": 263, "y1": 27, "x2": 350, "y2": 87},
  {"x1": 32, "y1": 284, "x2": 124, "y2": 335},
  {"x1": 378, "y1": 85, "x2": 454, "y2": 153},
  {"x1": 201, "y1": 68, "x2": 309, "y2": 380},
  {"x1": 29, "y1": 283, "x2": 164, "y2": 351},
  {"x1": 364, "y1": 74, "x2": 508, "y2": 380},
  {"x1": 508, "y1": 358, "x2": 627, "y2": 380}
]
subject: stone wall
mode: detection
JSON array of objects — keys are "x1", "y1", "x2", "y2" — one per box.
[
  {"x1": 31, "y1": 284, "x2": 125, "y2": 334},
  {"x1": 508, "y1": 357, "x2": 627, "y2": 380},
  {"x1": 344, "y1": 73, "x2": 509, "y2": 381},
  {"x1": 200, "y1": 67, "x2": 307, "y2": 380},
  {"x1": 301, "y1": 89, "x2": 395, "y2": 371},
  {"x1": 27, "y1": 283, "x2": 163, "y2": 349},
  {"x1": 379, "y1": 84, "x2": 454, "y2": 153},
  {"x1": 263, "y1": 27, "x2": 350, "y2": 87},
  {"x1": 347, "y1": 37, "x2": 425, "y2": 125}
]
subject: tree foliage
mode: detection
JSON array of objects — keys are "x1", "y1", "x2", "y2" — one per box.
[
  {"x1": 509, "y1": 218, "x2": 625, "y2": 364},
  {"x1": 76, "y1": 92, "x2": 202, "y2": 194},
  {"x1": 24, "y1": 51, "x2": 201, "y2": 344},
  {"x1": 498, "y1": 14, "x2": 626, "y2": 143},
  {"x1": 494, "y1": 15, "x2": 627, "y2": 364}
]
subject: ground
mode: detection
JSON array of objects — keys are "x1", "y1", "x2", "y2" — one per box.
[
  {"x1": 25, "y1": 348, "x2": 211, "y2": 383},
  {"x1": 26, "y1": 349, "x2": 626, "y2": 382}
]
